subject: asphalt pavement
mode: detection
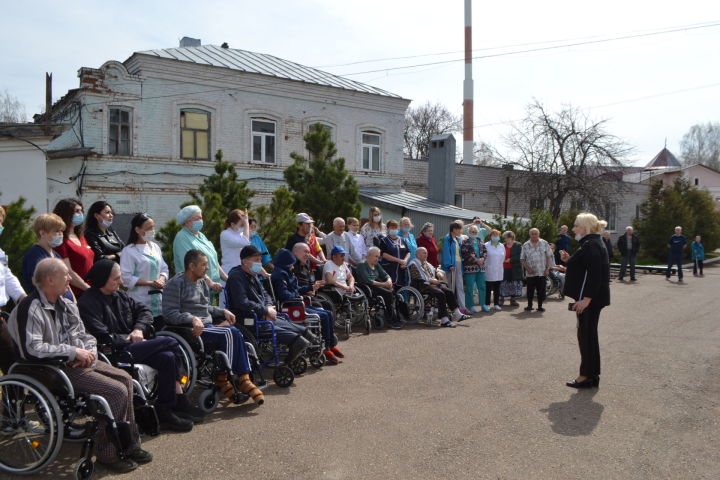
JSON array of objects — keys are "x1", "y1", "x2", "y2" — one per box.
[{"x1": 5, "y1": 265, "x2": 719, "y2": 480}]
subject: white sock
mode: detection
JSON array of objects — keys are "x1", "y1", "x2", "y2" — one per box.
[
  {"x1": 452, "y1": 309, "x2": 462, "y2": 320},
  {"x1": 439, "y1": 316, "x2": 450, "y2": 324}
]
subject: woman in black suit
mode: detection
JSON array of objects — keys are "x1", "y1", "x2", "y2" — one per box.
[
  {"x1": 560, "y1": 213, "x2": 610, "y2": 389},
  {"x1": 85, "y1": 201, "x2": 125, "y2": 263}
]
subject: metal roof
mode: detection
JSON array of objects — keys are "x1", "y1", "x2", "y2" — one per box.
[
  {"x1": 360, "y1": 190, "x2": 505, "y2": 222},
  {"x1": 133, "y1": 45, "x2": 402, "y2": 98}
]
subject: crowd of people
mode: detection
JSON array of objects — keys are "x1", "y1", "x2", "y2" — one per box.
[{"x1": 0, "y1": 198, "x2": 709, "y2": 474}]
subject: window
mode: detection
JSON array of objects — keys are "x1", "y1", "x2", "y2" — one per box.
[
  {"x1": 454, "y1": 194, "x2": 464, "y2": 208},
  {"x1": 108, "y1": 107, "x2": 131, "y2": 155},
  {"x1": 180, "y1": 109, "x2": 210, "y2": 160},
  {"x1": 694, "y1": 178, "x2": 699, "y2": 186},
  {"x1": 635, "y1": 204, "x2": 641, "y2": 220},
  {"x1": 605, "y1": 203, "x2": 617, "y2": 231},
  {"x1": 529, "y1": 198, "x2": 545, "y2": 211},
  {"x1": 251, "y1": 119, "x2": 276, "y2": 163},
  {"x1": 570, "y1": 199, "x2": 586, "y2": 211},
  {"x1": 361, "y1": 131, "x2": 381, "y2": 171}
]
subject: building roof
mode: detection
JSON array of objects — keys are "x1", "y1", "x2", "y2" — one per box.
[
  {"x1": 360, "y1": 190, "x2": 506, "y2": 222},
  {"x1": 133, "y1": 45, "x2": 402, "y2": 98},
  {"x1": 645, "y1": 147, "x2": 681, "y2": 169}
]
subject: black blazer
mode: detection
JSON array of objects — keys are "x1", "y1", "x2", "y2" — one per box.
[
  {"x1": 78, "y1": 287, "x2": 152, "y2": 348},
  {"x1": 563, "y1": 234, "x2": 610, "y2": 309},
  {"x1": 85, "y1": 227, "x2": 125, "y2": 262},
  {"x1": 617, "y1": 234, "x2": 640, "y2": 256}
]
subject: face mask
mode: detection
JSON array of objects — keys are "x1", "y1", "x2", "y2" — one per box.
[
  {"x1": 191, "y1": 220, "x2": 204, "y2": 232},
  {"x1": 49, "y1": 233, "x2": 64, "y2": 248},
  {"x1": 101, "y1": 219, "x2": 113, "y2": 228},
  {"x1": 401, "y1": 227, "x2": 411, "y2": 233},
  {"x1": 143, "y1": 230, "x2": 156, "y2": 243},
  {"x1": 232, "y1": 225, "x2": 243, "y2": 233},
  {"x1": 0, "y1": 225, "x2": 3, "y2": 236},
  {"x1": 72, "y1": 213, "x2": 84, "y2": 226},
  {"x1": 469, "y1": 234, "x2": 478, "y2": 239},
  {"x1": 249, "y1": 229, "x2": 257, "y2": 237},
  {"x1": 575, "y1": 234, "x2": 583, "y2": 241},
  {"x1": 251, "y1": 262, "x2": 263, "y2": 274},
  {"x1": 491, "y1": 236, "x2": 500, "y2": 243},
  {"x1": 388, "y1": 229, "x2": 399, "y2": 236},
  {"x1": 372, "y1": 215, "x2": 382, "y2": 223}
]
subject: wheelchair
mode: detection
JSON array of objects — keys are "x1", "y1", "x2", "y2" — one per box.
[
  {"x1": 354, "y1": 283, "x2": 387, "y2": 330},
  {"x1": 0, "y1": 359, "x2": 142, "y2": 480},
  {"x1": 153, "y1": 324, "x2": 263, "y2": 414},
  {"x1": 263, "y1": 280, "x2": 327, "y2": 372},
  {"x1": 315, "y1": 286, "x2": 369, "y2": 339}
]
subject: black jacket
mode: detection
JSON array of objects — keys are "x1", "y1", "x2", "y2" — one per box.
[
  {"x1": 85, "y1": 226, "x2": 125, "y2": 262},
  {"x1": 616, "y1": 233, "x2": 640, "y2": 256},
  {"x1": 225, "y1": 266, "x2": 273, "y2": 320},
  {"x1": 562, "y1": 234, "x2": 610, "y2": 309},
  {"x1": 78, "y1": 287, "x2": 152, "y2": 348},
  {"x1": 602, "y1": 237, "x2": 613, "y2": 261}
]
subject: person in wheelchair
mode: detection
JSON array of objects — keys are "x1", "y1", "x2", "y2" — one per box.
[
  {"x1": 408, "y1": 247, "x2": 467, "y2": 327},
  {"x1": 7, "y1": 258, "x2": 152, "y2": 473},
  {"x1": 163, "y1": 249, "x2": 265, "y2": 405},
  {"x1": 272, "y1": 246, "x2": 345, "y2": 364},
  {"x1": 225, "y1": 245, "x2": 313, "y2": 366},
  {"x1": 354, "y1": 246, "x2": 402, "y2": 329},
  {"x1": 78, "y1": 259, "x2": 201, "y2": 432}
]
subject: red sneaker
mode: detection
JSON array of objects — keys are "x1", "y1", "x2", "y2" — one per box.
[
  {"x1": 330, "y1": 347, "x2": 345, "y2": 358},
  {"x1": 323, "y1": 350, "x2": 340, "y2": 364}
]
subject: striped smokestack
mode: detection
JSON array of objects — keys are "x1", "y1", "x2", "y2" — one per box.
[{"x1": 463, "y1": 0, "x2": 474, "y2": 164}]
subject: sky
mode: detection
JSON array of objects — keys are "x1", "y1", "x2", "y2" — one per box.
[{"x1": 2, "y1": 0, "x2": 720, "y2": 166}]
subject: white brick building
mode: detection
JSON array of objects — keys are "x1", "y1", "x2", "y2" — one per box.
[{"x1": 41, "y1": 40, "x2": 410, "y2": 229}]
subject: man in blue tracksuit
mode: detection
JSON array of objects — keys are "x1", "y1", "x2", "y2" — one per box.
[
  {"x1": 666, "y1": 226, "x2": 687, "y2": 282},
  {"x1": 271, "y1": 247, "x2": 345, "y2": 365}
]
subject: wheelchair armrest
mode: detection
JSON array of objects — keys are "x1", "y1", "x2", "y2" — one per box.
[
  {"x1": 145, "y1": 323, "x2": 156, "y2": 339},
  {"x1": 280, "y1": 298, "x2": 305, "y2": 307},
  {"x1": 14, "y1": 357, "x2": 67, "y2": 366}
]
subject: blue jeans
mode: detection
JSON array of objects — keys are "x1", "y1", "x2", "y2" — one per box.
[{"x1": 306, "y1": 306, "x2": 336, "y2": 348}]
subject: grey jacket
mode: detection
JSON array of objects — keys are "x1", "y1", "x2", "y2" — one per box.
[
  {"x1": 162, "y1": 273, "x2": 225, "y2": 326},
  {"x1": 8, "y1": 289, "x2": 97, "y2": 362}
]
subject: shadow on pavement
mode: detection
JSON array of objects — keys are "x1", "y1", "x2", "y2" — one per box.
[{"x1": 540, "y1": 389, "x2": 604, "y2": 436}]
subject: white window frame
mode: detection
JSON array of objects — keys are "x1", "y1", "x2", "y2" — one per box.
[
  {"x1": 605, "y1": 203, "x2": 617, "y2": 231},
  {"x1": 251, "y1": 117, "x2": 277, "y2": 164},
  {"x1": 108, "y1": 106, "x2": 133, "y2": 156},
  {"x1": 454, "y1": 194, "x2": 464, "y2": 208},
  {"x1": 360, "y1": 130, "x2": 382, "y2": 172}
]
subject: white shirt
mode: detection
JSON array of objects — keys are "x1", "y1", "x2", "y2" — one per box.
[
  {"x1": 484, "y1": 241, "x2": 506, "y2": 282},
  {"x1": 120, "y1": 242, "x2": 169, "y2": 316},
  {"x1": 220, "y1": 228, "x2": 250, "y2": 274},
  {"x1": 0, "y1": 249, "x2": 25, "y2": 307},
  {"x1": 348, "y1": 231, "x2": 368, "y2": 264},
  {"x1": 323, "y1": 260, "x2": 351, "y2": 295}
]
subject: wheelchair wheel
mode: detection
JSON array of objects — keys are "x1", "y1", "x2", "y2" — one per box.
[
  {"x1": 309, "y1": 351, "x2": 326, "y2": 368},
  {"x1": 75, "y1": 459, "x2": 94, "y2": 480},
  {"x1": 273, "y1": 366, "x2": 294, "y2": 388},
  {"x1": 396, "y1": 286, "x2": 425, "y2": 323},
  {"x1": 545, "y1": 275, "x2": 559, "y2": 297},
  {"x1": 197, "y1": 388, "x2": 220, "y2": 414},
  {"x1": 156, "y1": 330, "x2": 198, "y2": 395},
  {"x1": 0, "y1": 374, "x2": 64, "y2": 475},
  {"x1": 315, "y1": 292, "x2": 341, "y2": 328},
  {"x1": 291, "y1": 357, "x2": 308, "y2": 375}
]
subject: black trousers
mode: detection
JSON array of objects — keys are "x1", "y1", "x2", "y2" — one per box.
[
  {"x1": 693, "y1": 260, "x2": 704, "y2": 275},
  {"x1": 619, "y1": 254, "x2": 637, "y2": 280},
  {"x1": 0, "y1": 315, "x2": 16, "y2": 374},
  {"x1": 485, "y1": 281, "x2": 501, "y2": 306},
  {"x1": 369, "y1": 285, "x2": 397, "y2": 322},
  {"x1": 526, "y1": 276, "x2": 547, "y2": 307},
  {"x1": 577, "y1": 307, "x2": 602, "y2": 377},
  {"x1": 424, "y1": 285, "x2": 457, "y2": 318},
  {"x1": 666, "y1": 254, "x2": 683, "y2": 279}
]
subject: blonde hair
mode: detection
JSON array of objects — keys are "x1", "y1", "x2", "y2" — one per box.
[
  {"x1": 575, "y1": 213, "x2": 607, "y2": 234},
  {"x1": 346, "y1": 217, "x2": 359, "y2": 226},
  {"x1": 467, "y1": 225, "x2": 479, "y2": 234},
  {"x1": 0, "y1": 205, "x2": 5, "y2": 222},
  {"x1": 33, "y1": 213, "x2": 66, "y2": 237}
]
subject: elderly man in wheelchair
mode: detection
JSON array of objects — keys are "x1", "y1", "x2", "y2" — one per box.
[
  {"x1": 272, "y1": 245, "x2": 345, "y2": 365},
  {"x1": 78, "y1": 259, "x2": 202, "y2": 432},
  {"x1": 5, "y1": 258, "x2": 152, "y2": 474},
  {"x1": 408, "y1": 247, "x2": 467, "y2": 327}
]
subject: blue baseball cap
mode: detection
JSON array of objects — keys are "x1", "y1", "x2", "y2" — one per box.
[{"x1": 331, "y1": 245, "x2": 347, "y2": 256}]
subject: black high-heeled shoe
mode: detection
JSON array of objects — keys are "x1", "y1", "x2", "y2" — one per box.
[{"x1": 565, "y1": 377, "x2": 596, "y2": 389}]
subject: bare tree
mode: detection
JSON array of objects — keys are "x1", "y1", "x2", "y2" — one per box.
[
  {"x1": 473, "y1": 140, "x2": 503, "y2": 166},
  {"x1": 504, "y1": 100, "x2": 632, "y2": 219},
  {"x1": 404, "y1": 101, "x2": 461, "y2": 160},
  {"x1": 0, "y1": 90, "x2": 27, "y2": 123},
  {"x1": 680, "y1": 122, "x2": 720, "y2": 170}
]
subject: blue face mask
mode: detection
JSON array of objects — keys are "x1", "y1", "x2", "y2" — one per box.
[
  {"x1": 491, "y1": 236, "x2": 500, "y2": 243},
  {"x1": 191, "y1": 220, "x2": 204, "y2": 232},
  {"x1": 0, "y1": 225, "x2": 4, "y2": 236},
  {"x1": 72, "y1": 213, "x2": 84, "y2": 226},
  {"x1": 388, "y1": 229, "x2": 399, "y2": 236},
  {"x1": 400, "y1": 227, "x2": 411, "y2": 233},
  {"x1": 49, "y1": 233, "x2": 64, "y2": 248},
  {"x1": 469, "y1": 233, "x2": 478, "y2": 239},
  {"x1": 251, "y1": 262, "x2": 263, "y2": 274}
]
